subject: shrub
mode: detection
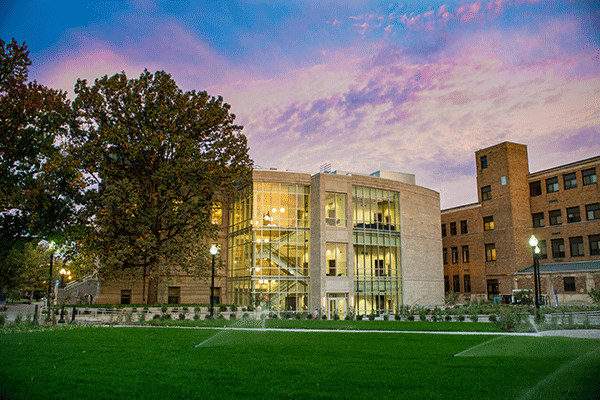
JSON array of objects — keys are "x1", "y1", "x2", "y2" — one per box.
[
  {"x1": 153, "y1": 314, "x2": 161, "y2": 320},
  {"x1": 457, "y1": 314, "x2": 465, "y2": 322},
  {"x1": 161, "y1": 305, "x2": 168, "y2": 313},
  {"x1": 588, "y1": 288, "x2": 600, "y2": 305},
  {"x1": 0, "y1": 314, "x2": 5, "y2": 325},
  {"x1": 488, "y1": 314, "x2": 497, "y2": 323},
  {"x1": 445, "y1": 314, "x2": 452, "y2": 322},
  {"x1": 14, "y1": 314, "x2": 23, "y2": 324},
  {"x1": 333, "y1": 312, "x2": 340, "y2": 321},
  {"x1": 383, "y1": 314, "x2": 389, "y2": 321},
  {"x1": 368, "y1": 311, "x2": 376, "y2": 321},
  {"x1": 220, "y1": 305, "x2": 228, "y2": 312},
  {"x1": 194, "y1": 313, "x2": 201, "y2": 321},
  {"x1": 469, "y1": 313, "x2": 478, "y2": 322},
  {"x1": 229, "y1": 313, "x2": 236, "y2": 321},
  {"x1": 407, "y1": 314, "x2": 415, "y2": 321},
  {"x1": 178, "y1": 312, "x2": 186, "y2": 321}
]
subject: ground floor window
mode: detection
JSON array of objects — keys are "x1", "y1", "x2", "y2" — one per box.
[
  {"x1": 590, "y1": 235, "x2": 600, "y2": 256},
  {"x1": 120, "y1": 290, "x2": 131, "y2": 305},
  {"x1": 487, "y1": 279, "x2": 499, "y2": 300},
  {"x1": 464, "y1": 275, "x2": 471, "y2": 293},
  {"x1": 168, "y1": 286, "x2": 180, "y2": 304},
  {"x1": 563, "y1": 277, "x2": 576, "y2": 292},
  {"x1": 453, "y1": 275, "x2": 460, "y2": 292},
  {"x1": 444, "y1": 275, "x2": 449, "y2": 292}
]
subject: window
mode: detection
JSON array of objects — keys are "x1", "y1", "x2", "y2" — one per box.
[
  {"x1": 450, "y1": 222, "x2": 457, "y2": 236},
  {"x1": 529, "y1": 181, "x2": 542, "y2": 197},
  {"x1": 563, "y1": 172, "x2": 577, "y2": 190},
  {"x1": 460, "y1": 220, "x2": 468, "y2": 234},
  {"x1": 325, "y1": 192, "x2": 346, "y2": 227},
  {"x1": 538, "y1": 240, "x2": 548, "y2": 259},
  {"x1": 210, "y1": 287, "x2": 220, "y2": 305},
  {"x1": 462, "y1": 246, "x2": 470, "y2": 263},
  {"x1": 563, "y1": 277, "x2": 576, "y2": 292},
  {"x1": 532, "y1": 212, "x2": 545, "y2": 228},
  {"x1": 551, "y1": 239, "x2": 565, "y2": 258},
  {"x1": 501, "y1": 176, "x2": 506, "y2": 185},
  {"x1": 485, "y1": 243, "x2": 496, "y2": 262},
  {"x1": 168, "y1": 286, "x2": 180, "y2": 304},
  {"x1": 326, "y1": 243, "x2": 347, "y2": 276},
  {"x1": 481, "y1": 155, "x2": 488, "y2": 169},
  {"x1": 589, "y1": 235, "x2": 600, "y2": 256},
  {"x1": 441, "y1": 224, "x2": 447, "y2": 237},
  {"x1": 569, "y1": 237, "x2": 584, "y2": 257},
  {"x1": 582, "y1": 168, "x2": 597, "y2": 186},
  {"x1": 453, "y1": 275, "x2": 460, "y2": 292},
  {"x1": 586, "y1": 203, "x2": 600, "y2": 220},
  {"x1": 483, "y1": 216, "x2": 494, "y2": 231},
  {"x1": 549, "y1": 209, "x2": 562, "y2": 226},
  {"x1": 211, "y1": 201, "x2": 223, "y2": 225},
  {"x1": 443, "y1": 248, "x2": 448, "y2": 264},
  {"x1": 464, "y1": 275, "x2": 471, "y2": 293},
  {"x1": 546, "y1": 177, "x2": 559, "y2": 193},
  {"x1": 566, "y1": 206, "x2": 581, "y2": 223},
  {"x1": 444, "y1": 275, "x2": 450, "y2": 293},
  {"x1": 451, "y1": 247, "x2": 459, "y2": 264},
  {"x1": 481, "y1": 185, "x2": 492, "y2": 201},
  {"x1": 120, "y1": 290, "x2": 132, "y2": 305}
]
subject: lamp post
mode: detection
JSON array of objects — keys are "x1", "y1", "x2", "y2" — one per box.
[
  {"x1": 529, "y1": 235, "x2": 540, "y2": 309},
  {"x1": 47, "y1": 242, "x2": 55, "y2": 306},
  {"x1": 209, "y1": 245, "x2": 218, "y2": 319}
]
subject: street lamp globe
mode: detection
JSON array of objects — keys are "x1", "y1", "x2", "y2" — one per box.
[
  {"x1": 529, "y1": 235, "x2": 538, "y2": 248},
  {"x1": 210, "y1": 245, "x2": 218, "y2": 255}
]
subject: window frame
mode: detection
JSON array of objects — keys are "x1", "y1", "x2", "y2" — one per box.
[
  {"x1": 462, "y1": 245, "x2": 470, "y2": 263},
  {"x1": 451, "y1": 247, "x2": 459, "y2": 264},
  {"x1": 549, "y1": 209, "x2": 562, "y2": 226},
  {"x1": 586, "y1": 203, "x2": 600, "y2": 221},
  {"x1": 551, "y1": 238, "x2": 565, "y2": 258},
  {"x1": 529, "y1": 181, "x2": 542, "y2": 197},
  {"x1": 480, "y1": 155, "x2": 488, "y2": 169},
  {"x1": 325, "y1": 192, "x2": 347, "y2": 227},
  {"x1": 546, "y1": 177, "x2": 559, "y2": 193},
  {"x1": 483, "y1": 216, "x2": 495, "y2": 231},
  {"x1": 566, "y1": 206, "x2": 581, "y2": 223},
  {"x1": 589, "y1": 235, "x2": 600, "y2": 256},
  {"x1": 441, "y1": 224, "x2": 447, "y2": 237},
  {"x1": 532, "y1": 212, "x2": 545, "y2": 228},
  {"x1": 582, "y1": 168, "x2": 597, "y2": 186},
  {"x1": 460, "y1": 220, "x2": 468, "y2": 234},
  {"x1": 569, "y1": 236, "x2": 584, "y2": 257},
  {"x1": 563, "y1": 277, "x2": 576, "y2": 292},
  {"x1": 453, "y1": 275, "x2": 460, "y2": 292},
  {"x1": 481, "y1": 185, "x2": 492, "y2": 201},
  {"x1": 450, "y1": 222, "x2": 457, "y2": 236},
  {"x1": 563, "y1": 172, "x2": 577, "y2": 190},
  {"x1": 485, "y1": 243, "x2": 496, "y2": 262},
  {"x1": 463, "y1": 274, "x2": 471, "y2": 293}
]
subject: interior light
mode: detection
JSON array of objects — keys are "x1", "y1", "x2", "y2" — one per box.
[{"x1": 280, "y1": 207, "x2": 285, "y2": 213}]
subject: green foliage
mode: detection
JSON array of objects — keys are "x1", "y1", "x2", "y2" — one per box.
[
  {"x1": 588, "y1": 287, "x2": 600, "y2": 304},
  {"x1": 69, "y1": 69, "x2": 252, "y2": 294},
  {"x1": 445, "y1": 291, "x2": 460, "y2": 305}
]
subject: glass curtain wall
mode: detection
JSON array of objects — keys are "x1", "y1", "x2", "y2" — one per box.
[
  {"x1": 229, "y1": 182, "x2": 310, "y2": 312},
  {"x1": 352, "y1": 186, "x2": 401, "y2": 316}
]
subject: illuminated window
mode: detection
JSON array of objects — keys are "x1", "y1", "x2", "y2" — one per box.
[
  {"x1": 451, "y1": 247, "x2": 458, "y2": 264},
  {"x1": 211, "y1": 201, "x2": 223, "y2": 225},
  {"x1": 462, "y1": 246, "x2": 469, "y2": 263},
  {"x1": 481, "y1": 185, "x2": 492, "y2": 201},
  {"x1": 325, "y1": 193, "x2": 346, "y2": 227},
  {"x1": 326, "y1": 243, "x2": 347, "y2": 276},
  {"x1": 483, "y1": 216, "x2": 494, "y2": 231},
  {"x1": 485, "y1": 243, "x2": 496, "y2": 262}
]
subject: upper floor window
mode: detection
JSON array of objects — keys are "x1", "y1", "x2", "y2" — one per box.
[
  {"x1": 481, "y1": 185, "x2": 492, "y2": 201},
  {"x1": 546, "y1": 177, "x2": 559, "y2": 193},
  {"x1": 325, "y1": 192, "x2": 346, "y2": 227},
  {"x1": 551, "y1": 238, "x2": 565, "y2": 258},
  {"x1": 450, "y1": 222, "x2": 457, "y2": 236},
  {"x1": 563, "y1": 172, "x2": 577, "y2": 190},
  {"x1": 460, "y1": 220, "x2": 468, "y2": 234},
  {"x1": 443, "y1": 248, "x2": 448, "y2": 264},
  {"x1": 549, "y1": 209, "x2": 562, "y2": 226},
  {"x1": 586, "y1": 203, "x2": 600, "y2": 221},
  {"x1": 462, "y1": 246, "x2": 470, "y2": 263},
  {"x1": 453, "y1": 275, "x2": 460, "y2": 292},
  {"x1": 464, "y1": 274, "x2": 471, "y2": 293},
  {"x1": 538, "y1": 240, "x2": 548, "y2": 259},
  {"x1": 532, "y1": 212, "x2": 545, "y2": 228},
  {"x1": 326, "y1": 243, "x2": 347, "y2": 276},
  {"x1": 211, "y1": 202, "x2": 223, "y2": 225},
  {"x1": 481, "y1": 155, "x2": 488, "y2": 169},
  {"x1": 589, "y1": 235, "x2": 600, "y2": 256},
  {"x1": 485, "y1": 243, "x2": 496, "y2": 262},
  {"x1": 451, "y1": 247, "x2": 459, "y2": 264},
  {"x1": 582, "y1": 168, "x2": 597, "y2": 186},
  {"x1": 569, "y1": 236, "x2": 584, "y2": 257},
  {"x1": 566, "y1": 206, "x2": 581, "y2": 223},
  {"x1": 529, "y1": 181, "x2": 542, "y2": 197},
  {"x1": 441, "y1": 224, "x2": 447, "y2": 237},
  {"x1": 483, "y1": 216, "x2": 494, "y2": 231}
]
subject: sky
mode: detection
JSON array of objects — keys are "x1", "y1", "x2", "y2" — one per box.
[{"x1": 2, "y1": 0, "x2": 600, "y2": 209}]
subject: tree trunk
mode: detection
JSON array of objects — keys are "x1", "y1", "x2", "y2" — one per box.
[{"x1": 147, "y1": 277, "x2": 158, "y2": 304}]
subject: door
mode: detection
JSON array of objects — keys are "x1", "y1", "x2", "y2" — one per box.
[{"x1": 327, "y1": 295, "x2": 347, "y2": 320}]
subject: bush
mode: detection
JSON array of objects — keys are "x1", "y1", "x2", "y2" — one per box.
[
  {"x1": 368, "y1": 311, "x2": 376, "y2": 321},
  {"x1": 457, "y1": 314, "x2": 465, "y2": 322},
  {"x1": 229, "y1": 313, "x2": 236, "y2": 321},
  {"x1": 193, "y1": 313, "x2": 201, "y2": 321},
  {"x1": 0, "y1": 314, "x2": 5, "y2": 325},
  {"x1": 588, "y1": 288, "x2": 600, "y2": 305},
  {"x1": 178, "y1": 312, "x2": 186, "y2": 321},
  {"x1": 407, "y1": 314, "x2": 415, "y2": 321},
  {"x1": 488, "y1": 314, "x2": 497, "y2": 323},
  {"x1": 469, "y1": 313, "x2": 478, "y2": 322},
  {"x1": 445, "y1": 314, "x2": 452, "y2": 322}
]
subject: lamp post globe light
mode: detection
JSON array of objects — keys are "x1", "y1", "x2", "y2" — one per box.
[
  {"x1": 209, "y1": 245, "x2": 218, "y2": 319},
  {"x1": 529, "y1": 235, "x2": 541, "y2": 309}
]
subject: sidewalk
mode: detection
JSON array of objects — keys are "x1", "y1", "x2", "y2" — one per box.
[{"x1": 1, "y1": 302, "x2": 44, "y2": 322}]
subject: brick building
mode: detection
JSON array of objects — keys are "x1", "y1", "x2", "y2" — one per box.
[{"x1": 442, "y1": 142, "x2": 600, "y2": 304}]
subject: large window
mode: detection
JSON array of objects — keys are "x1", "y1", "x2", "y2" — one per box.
[
  {"x1": 530, "y1": 181, "x2": 542, "y2": 197},
  {"x1": 582, "y1": 168, "x2": 597, "y2": 186},
  {"x1": 211, "y1": 201, "x2": 223, "y2": 225},
  {"x1": 549, "y1": 210, "x2": 562, "y2": 226},
  {"x1": 168, "y1": 287, "x2": 180, "y2": 304},
  {"x1": 586, "y1": 203, "x2": 600, "y2": 220},
  {"x1": 546, "y1": 177, "x2": 559, "y2": 193},
  {"x1": 441, "y1": 224, "x2": 447, "y2": 237},
  {"x1": 353, "y1": 186, "x2": 401, "y2": 316},
  {"x1": 453, "y1": 275, "x2": 460, "y2": 292},
  {"x1": 569, "y1": 237, "x2": 584, "y2": 257},
  {"x1": 590, "y1": 235, "x2": 600, "y2": 256},
  {"x1": 483, "y1": 216, "x2": 494, "y2": 231},
  {"x1": 326, "y1": 243, "x2": 347, "y2": 276},
  {"x1": 444, "y1": 276, "x2": 450, "y2": 293},
  {"x1": 443, "y1": 248, "x2": 448, "y2": 264},
  {"x1": 566, "y1": 206, "x2": 581, "y2": 223},
  {"x1": 563, "y1": 172, "x2": 577, "y2": 190},
  {"x1": 485, "y1": 243, "x2": 496, "y2": 262},
  {"x1": 228, "y1": 182, "x2": 311, "y2": 311},
  {"x1": 481, "y1": 185, "x2": 492, "y2": 201},
  {"x1": 464, "y1": 275, "x2": 471, "y2": 293},
  {"x1": 325, "y1": 192, "x2": 347, "y2": 227},
  {"x1": 532, "y1": 212, "x2": 545, "y2": 228},
  {"x1": 451, "y1": 247, "x2": 459, "y2": 264},
  {"x1": 120, "y1": 290, "x2": 131, "y2": 305},
  {"x1": 460, "y1": 220, "x2": 468, "y2": 234},
  {"x1": 551, "y1": 238, "x2": 565, "y2": 258}
]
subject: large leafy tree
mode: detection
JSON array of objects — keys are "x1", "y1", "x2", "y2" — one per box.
[
  {"x1": 0, "y1": 38, "x2": 81, "y2": 292},
  {"x1": 71, "y1": 70, "x2": 252, "y2": 303}
]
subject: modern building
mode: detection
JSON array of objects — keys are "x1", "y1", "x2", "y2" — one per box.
[
  {"x1": 84, "y1": 167, "x2": 444, "y2": 317},
  {"x1": 442, "y1": 142, "x2": 600, "y2": 304}
]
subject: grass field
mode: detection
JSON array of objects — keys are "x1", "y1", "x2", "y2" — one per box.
[{"x1": 1, "y1": 325, "x2": 599, "y2": 399}]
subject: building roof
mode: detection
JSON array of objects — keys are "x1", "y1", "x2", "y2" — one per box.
[{"x1": 517, "y1": 260, "x2": 600, "y2": 274}]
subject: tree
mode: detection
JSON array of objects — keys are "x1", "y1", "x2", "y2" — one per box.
[
  {"x1": 0, "y1": 38, "x2": 82, "y2": 292},
  {"x1": 70, "y1": 69, "x2": 252, "y2": 303}
]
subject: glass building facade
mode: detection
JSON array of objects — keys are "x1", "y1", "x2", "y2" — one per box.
[
  {"x1": 228, "y1": 182, "x2": 310, "y2": 311},
  {"x1": 352, "y1": 186, "x2": 402, "y2": 315}
]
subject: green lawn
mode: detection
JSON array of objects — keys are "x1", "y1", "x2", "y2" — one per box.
[{"x1": 1, "y1": 326, "x2": 599, "y2": 399}]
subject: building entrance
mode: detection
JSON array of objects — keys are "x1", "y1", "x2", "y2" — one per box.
[{"x1": 327, "y1": 294, "x2": 348, "y2": 320}]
